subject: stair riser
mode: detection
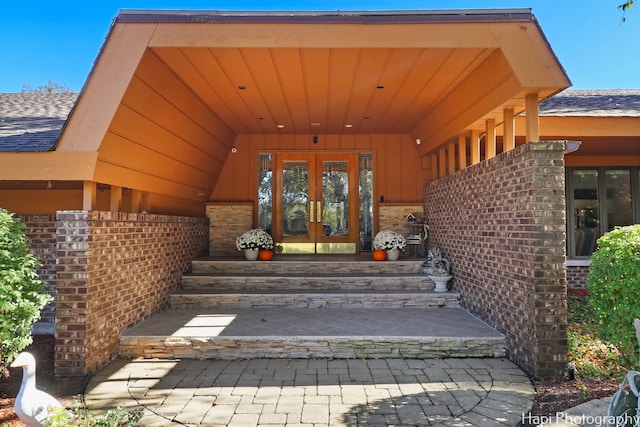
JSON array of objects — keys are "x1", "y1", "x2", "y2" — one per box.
[
  {"x1": 192, "y1": 260, "x2": 424, "y2": 275},
  {"x1": 182, "y1": 276, "x2": 435, "y2": 291},
  {"x1": 170, "y1": 293, "x2": 460, "y2": 309},
  {"x1": 119, "y1": 336, "x2": 506, "y2": 360}
]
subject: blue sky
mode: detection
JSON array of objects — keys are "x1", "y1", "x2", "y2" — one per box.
[{"x1": 1, "y1": 0, "x2": 638, "y2": 92}]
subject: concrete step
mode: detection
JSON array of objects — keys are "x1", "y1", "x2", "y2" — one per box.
[
  {"x1": 181, "y1": 273, "x2": 436, "y2": 291},
  {"x1": 170, "y1": 289, "x2": 460, "y2": 309},
  {"x1": 191, "y1": 257, "x2": 425, "y2": 275},
  {"x1": 119, "y1": 307, "x2": 506, "y2": 360}
]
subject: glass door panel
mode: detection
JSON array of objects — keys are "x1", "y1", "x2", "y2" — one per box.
[
  {"x1": 282, "y1": 160, "x2": 310, "y2": 238},
  {"x1": 322, "y1": 161, "x2": 349, "y2": 237}
]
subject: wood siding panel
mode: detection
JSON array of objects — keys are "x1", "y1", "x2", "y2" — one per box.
[
  {"x1": 109, "y1": 105, "x2": 225, "y2": 172},
  {"x1": 98, "y1": 133, "x2": 216, "y2": 188},
  {"x1": 135, "y1": 50, "x2": 235, "y2": 144},
  {"x1": 210, "y1": 134, "x2": 424, "y2": 203}
]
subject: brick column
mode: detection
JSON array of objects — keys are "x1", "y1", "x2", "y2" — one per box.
[{"x1": 55, "y1": 211, "x2": 90, "y2": 376}]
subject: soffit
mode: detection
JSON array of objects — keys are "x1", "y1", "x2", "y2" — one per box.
[{"x1": 147, "y1": 46, "x2": 495, "y2": 136}]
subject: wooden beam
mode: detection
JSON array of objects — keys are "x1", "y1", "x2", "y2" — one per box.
[
  {"x1": 56, "y1": 23, "x2": 156, "y2": 151},
  {"x1": 525, "y1": 93, "x2": 540, "y2": 142},
  {"x1": 431, "y1": 154, "x2": 438, "y2": 181},
  {"x1": 448, "y1": 141, "x2": 456, "y2": 174},
  {"x1": 438, "y1": 149, "x2": 446, "y2": 178},
  {"x1": 131, "y1": 189, "x2": 142, "y2": 213},
  {"x1": 485, "y1": 118, "x2": 496, "y2": 159},
  {"x1": 503, "y1": 108, "x2": 515, "y2": 151},
  {"x1": 457, "y1": 136, "x2": 467, "y2": 170},
  {"x1": 83, "y1": 181, "x2": 97, "y2": 211},
  {"x1": 0, "y1": 152, "x2": 98, "y2": 180},
  {"x1": 470, "y1": 130, "x2": 481, "y2": 165},
  {"x1": 110, "y1": 186, "x2": 122, "y2": 212}
]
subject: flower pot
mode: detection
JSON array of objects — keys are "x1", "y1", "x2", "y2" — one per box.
[
  {"x1": 385, "y1": 249, "x2": 400, "y2": 261},
  {"x1": 244, "y1": 249, "x2": 260, "y2": 260},
  {"x1": 429, "y1": 275, "x2": 452, "y2": 292},
  {"x1": 372, "y1": 249, "x2": 386, "y2": 261}
]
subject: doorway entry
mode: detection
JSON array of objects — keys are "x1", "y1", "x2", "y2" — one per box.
[{"x1": 273, "y1": 153, "x2": 359, "y2": 254}]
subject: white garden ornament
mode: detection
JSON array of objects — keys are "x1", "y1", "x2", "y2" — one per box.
[{"x1": 10, "y1": 352, "x2": 62, "y2": 427}]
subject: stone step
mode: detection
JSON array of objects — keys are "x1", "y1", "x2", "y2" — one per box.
[
  {"x1": 191, "y1": 257, "x2": 425, "y2": 275},
  {"x1": 119, "y1": 307, "x2": 506, "y2": 360},
  {"x1": 170, "y1": 289, "x2": 460, "y2": 309},
  {"x1": 181, "y1": 273, "x2": 435, "y2": 291}
]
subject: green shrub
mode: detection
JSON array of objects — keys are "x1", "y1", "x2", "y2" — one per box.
[
  {"x1": 0, "y1": 209, "x2": 52, "y2": 373},
  {"x1": 586, "y1": 224, "x2": 640, "y2": 367},
  {"x1": 45, "y1": 400, "x2": 143, "y2": 427}
]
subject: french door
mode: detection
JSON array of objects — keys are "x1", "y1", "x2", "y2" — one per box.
[{"x1": 274, "y1": 153, "x2": 359, "y2": 253}]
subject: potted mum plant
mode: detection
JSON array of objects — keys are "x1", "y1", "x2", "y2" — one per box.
[
  {"x1": 423, "y1": 247, "x2": 452, "y2": 292},
  {"x1": 236, "y1": 228, "x2": 274, "y2": 260},
  {"x1": 373, "y1": 230, "x2": 407, "y2": 261}
]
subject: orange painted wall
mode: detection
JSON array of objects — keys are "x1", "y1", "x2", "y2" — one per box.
[{"x1": 210, "y1": 134, "x2": 428, "y2": 203}]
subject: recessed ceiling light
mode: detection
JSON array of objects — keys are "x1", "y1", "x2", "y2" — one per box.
[
  {"x1": 344, "y1": 124, "x2": 353, "y2": 128},
  {"x1": 238, "y1": 85, "x2": 247, "y2": 90},
  {"x1": 311, "y1": 122, "x2": 321, "y2": 127},
  {"x1": 276, "y1": 124, "x2": 285, "y2": 129},
  {"x1": 376, "y1": 85, "x2": 385, "y2": 89}
]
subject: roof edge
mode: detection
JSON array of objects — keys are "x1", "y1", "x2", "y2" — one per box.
[{"x1": 115, "y1": 8, "x2": 535, "y2": 24}]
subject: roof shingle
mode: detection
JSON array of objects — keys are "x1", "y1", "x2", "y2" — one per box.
[
  {"x1": 0, "y1": 93, "x2": 78, "y2": 152},
  {"x1": 539, "y1": 89, "x2": 640, "y2": 117}
]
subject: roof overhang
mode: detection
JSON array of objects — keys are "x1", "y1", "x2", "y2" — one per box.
[{"x1": 9, "y1": 9, "x2": 572, "y2": 199}]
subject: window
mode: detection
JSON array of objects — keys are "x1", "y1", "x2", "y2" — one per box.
[{"x1": 566, "y1": 167, "x2": 639, "y2": 258}]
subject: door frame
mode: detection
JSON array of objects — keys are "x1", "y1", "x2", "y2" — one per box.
[{"x1": 272, "y1": 151, "x2": 359, "y2": 254}]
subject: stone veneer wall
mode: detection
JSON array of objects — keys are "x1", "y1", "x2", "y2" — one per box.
[
  {"x1": 206, "y1": 202, "x2": 253, "y2": 256},
  {"x1": 378, "y1": 204, "x2": 424, "y2": 233},
  {"x1": 19, "y1": 214, "x2": 57, "y2": 331},
  {"x1": 55, "y1": 211, "x2": 208, "y2": 376},
  {"x1": 424, "y1": 141, "x2": 568, "y2": 378}
]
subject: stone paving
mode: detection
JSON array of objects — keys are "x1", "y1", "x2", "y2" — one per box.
[{"x1": 85, "y1": 356, "x2": 534, "y2": 427}]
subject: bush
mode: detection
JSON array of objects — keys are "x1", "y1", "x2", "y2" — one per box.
[
  {"x1": 0, "y1": 209, "x2": 52, "y2": 373},
  {"x1": 45, "y1": 400, "x2": 143, "y2": 427},
  {"x1": 586, "y1": 224, "x2": 640, "y2": 367}
]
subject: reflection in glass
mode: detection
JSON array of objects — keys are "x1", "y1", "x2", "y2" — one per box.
[
  {"x1": 282, "y1": 161, "x2": 309, "y2": 237},
  {"x1": 359, "y1": 154, "x2": 374, "y2": 251},
  {"x1": 605, "y1": 169, "x2": 632, "y2": 231},
  {"x1": 572, "y1": 169, "x2": 599, "y2": 256},
  {"x1": 257, "y1": 154, "x2": 272, "y2": 234},
  {"x1": 322, "y1": 161, "x2": 349, "y2": 237}
]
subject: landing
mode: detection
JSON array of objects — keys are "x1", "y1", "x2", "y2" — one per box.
[{"x1": 122, "y1": 307, "x2": 501, "y2": 339}]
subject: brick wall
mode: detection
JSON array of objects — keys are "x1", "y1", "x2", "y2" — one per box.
[
  {"x1": 19, "y1": 214, "x2": 57, "y2": 331},
  {"x1": 55, "y1": 211, "x2": 209, "y2": 376},
  {"x1": 206, "y1": 203, "x2": 253, "y2": 256},
  {"x1": 567, "y1": 264, "x2": 589, "y2": 289},
  {"x1": 424, "y1": 141, "x2": 568, "y2": 378}
]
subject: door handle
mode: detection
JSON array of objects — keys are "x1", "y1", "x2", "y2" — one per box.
[
  {"x1": 316, "y1": 200, "x2": 322, "y2": 223},
  {"x1": 309, "y1": 200, "x2": 314, "y2": 223}
]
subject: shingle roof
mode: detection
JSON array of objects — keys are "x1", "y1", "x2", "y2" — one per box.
[
  {"x1": 0, "y1": 90, "x2": 637, "y2": 153},
  {"x1": 0, "y1": 93, "x2": 78, "y2": 152},
  {"x1": 540, "y1": 89, "x2": 640, "y2": 117}
]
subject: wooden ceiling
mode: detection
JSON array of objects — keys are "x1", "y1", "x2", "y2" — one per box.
[{"x1": 149, "y1": 46, "x2": 495, "y2": 136}]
